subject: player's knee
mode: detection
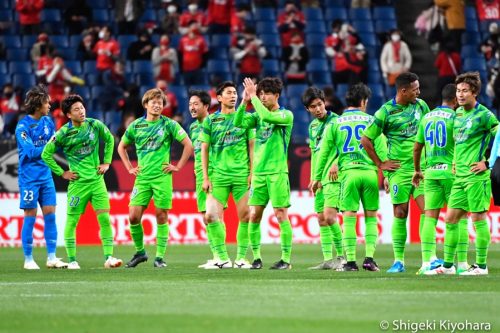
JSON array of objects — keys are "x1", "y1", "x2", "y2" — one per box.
[
  {"x1": 274, "y1": 208, "x2": 288, "y2": 222},
  {"x1": 238, "y1": 208, "x2": 250, "y2": 222},
  {"x1": 249, "y1": 210, "x2": 261, "y2": 223},
  {"x1": 155, "y1": 209, "x2": 168, "y2": 223},
  {"x1": 206, "y1": 211, "x2": 219, "y2": 223},
  {"x1": 394, "y1": 206, "x2": 408, "y2": 218}
]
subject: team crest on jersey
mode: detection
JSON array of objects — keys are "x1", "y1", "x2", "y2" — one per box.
[
  {"x1": 21, "y1": 131, "x2": 28, "y2": 140},
  {"x1": 89, "y1": 131, "x2": 95, "y2": 141},
  {"x1": 44, "y1": 125, "x2": 49, "y2": 135},
  {"x1": 415, "y1": 112, "x2": 421, "y2": 120},
  {"x1": 466, "y1": 119, "x2": 473, "y2": 129},
  {"x1": 157, "y1": 129, "x2": 164, "y2": 137}
]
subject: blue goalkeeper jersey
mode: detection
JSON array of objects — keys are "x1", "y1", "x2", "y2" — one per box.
[{"x1": 15, "y1": 115, "x2": 55, "y2": 185}]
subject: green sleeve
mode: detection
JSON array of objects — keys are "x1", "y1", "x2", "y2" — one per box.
[
  {"x1": 308, "y1": 123, "x2": 314, "y2": 149},
  {"x1": 122, "y1": 124, "x2": 135, "y2": 145},
  {"x1": 251, "y1": 96, "x2": 293, "y2": 125},
  {"x1": 416, "y1": 121, "x2": 425, "y2": 144},
  {"x1": 485, "y1": 111, "x2": 499, "y2": 134},
  {"x1": 374, "y1": 134, "x2": 388, "y2": 161},
  {"x1": 41, "y1": 133, "x2": 64, "y2": 177},
  {"x1": 199, "y1": 117, "x2": 211, "y2": 143},
  {"x1": 99, "y1": 121, "x2": 114, "y2": 164},
  {"x1": 363, "y1": 108, "x2": 386, "y2": 140},
  {"x1": 234, "y1": 103, "x2": 257, "y2": 128},
  {"x1": 314, "y1": 123, "x2": 335, "y2": 181},
  {"x1": 418, "y1": 99, "x2": 431, "y2": 115},
  {"x1": 173, "y1": 121, "x2": 188, "y2": 142}
]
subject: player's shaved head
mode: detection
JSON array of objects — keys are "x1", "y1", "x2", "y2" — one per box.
[
  {"x1": 24, "y1": 84, "x2": 50, "y2": 115},
  {"x1": 455, "y1": 72, "x2": 481, "y2": 95},
  {"x1": 395, "y1": 72, "x2": 419, "y2": 90}
]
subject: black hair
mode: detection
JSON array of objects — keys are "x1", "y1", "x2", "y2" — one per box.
[
  {"x1": 189, "y1": 89, "x2": 211, "y2": 106},
  {"x1": 441, "y1": 84, "x2": 456, "y2": 103},
  {"x1": 24, "y1": 84, "x2": 49, "y2": 115},
  {"x1": 61, "y1": 94, "x2": 84, "y2": 115},
  {"x1": 215, "y1": 81, "x2": 236, "y2": 96},
  {"x1": 302, "y1": 86, "x2": 325, "y2": 107},
  {"x1": 256, "y1": 77, "x2": 283, "y2": 95},
  {"x1": 395, "y1": 72, "x2": 419, "y2": 90},
  {"x1": 345, "y1": 83, "x2": 372, "y2": 107}
]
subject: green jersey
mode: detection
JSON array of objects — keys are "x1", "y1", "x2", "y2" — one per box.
[
  {"x1": 42, "y1": 118, "x2": 114, "y2": 183},
  {"x1": 189, "y1": 119, "x2": 206, "y2": 181},
  {"x1": 309, "y1": 112, "x2": 338, "y2": 181},
  {"x1": 121, "y1": 115, "x2": 187, "y2": 181},
  {"x1": 234, "y1": 96, "x2": 293, "y2": 175},
  {"x1": 315, "y1": 110, "x2": 387, "y2": 181},
  {"x1": 363, "y1": 98, "x2": 430, "y2": 171},
  {"x1": 199, "y1": 111, "x2": 255, "y2": 178},
  {"x1": 453, "y1": 103, "x2": 499, "y2": 180},
  {"x1": 416, "y1": 106, "x2": 455, "y2": 180}
]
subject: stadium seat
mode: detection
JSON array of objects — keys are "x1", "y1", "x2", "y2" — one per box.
[
  {"x1": 308, "y1": 45, "x2": 327, "y2": 59},
  {"x1": 368, "y1": 59, "x2": 380, "y2": 72},
  {"x1": 9, "y1": 61, "x2": 32, "y2": 74},
  {"x1": 373, "y1": 7, "x2": 396, "y2": 20},
  {"x1": 3, "y1": 36, "x2": 21, "y2": 48},
  {"x1": 22, "y1": 35, "x2": 38, "y2": 48},
  {"x1": 260, "y1": 34, "x2": 281, "y2": 47},
  {"x1": 86, "y1": 0, "x2": 109, "y2": 8},
  {"x1": 463, "y1": 57, "x2": 487, "y2": 72},
  {"x1": 461, "y1": 45, "x2": 481, "y2": 58},
  {"x1": 286, "y1": 84, "x2": 308, "y2": 98},
  {"x1": 57, "y1": 48, "x2": 78, "y2": 60},
  {"x1": 83, "y1": 61, "x2": 98, "y2": 74},
  {"x1": 209, "y1": 47, "x2": 229, "y2": 60},
  {"x1": 461, "y1": 32, "x2": 481, "y2": 45},
  {"x1": 307, "y1": 58, "x2": 329, "y2": 72},
  {"x1": 64, "y1": 60, "x2": 82, "y2": 75},
  {"x1": 140, "y1": 9, "x2": 157, "y2": 22},
  {"x1": 207, "y1": 59, "x2": 231, "y2": 74},
  {"x1": 368, "y1": 83, "x2": 384, "y2": 98},
  {"x1": 465, "y1": 19, "x2": 479, "y2": 32},
  {"x1": 0, "y1": 61, "x2": 7, "y2": 73},
  {"x1": 325, "y1": 8, "x2": 348, "y2": 21},
  {"x1": 465, "y1": 6, "x2": 477, "y2": 20},
  {"x1": 93, "y1": 9, "x2": 109, "y2": 23},
  {"x1": 117, "y1": 35, "x2": 136, "y2": 50},
  {"x1": 73, "y1": 86, "x2": 91, "y2": 100},
  {"x1": 41, "y1": 9, "x2": 61, "y2": 22},
  {"x1": 70, "y1": 35, "x2": 82, "y2": 48},
  {"x1": 90, "y1": 86, "x2": 105, "y2": 100},
  {"x1": 0, "y1": 9, "x2": 12, "y2": 21},
  {"x1": 136, "y1": 73, "x2": 155, "y2": 86},
  {"x1": 324, "y1": 0, "x2": 348, "y2": 6},
  {"x1": 169, "y1": 85, "x2": 188, "y2": 100},
  {"x1": 352, "y1": 20, "x2": 374, "y2": 33},
  {"x1": 86, "y1": 73, "x2": 100, "y2": 86},
  {"x1": 211, "y1": 34, "x2": 231, "y2": 47},
  {"x1": 305, "y1": 33, "x2": 327, "y2": 47},
  {"x1": 6, "y1": 49, "x2": 29, "y2": 61},
  {"x1": 375, "y1": 20, "x2": 397, "y2": 33},
  {"x1": 48, "y1": 35, "x2": 69, "y2": 48},
  {"x1": 368, "y1": 94, "x2": 386, "y2": 114},
  {"x1": 262, "y1": 59, "x2": 281, "y2": 76},
  {"x1": 265, "y1": 46, "x2": 280, "y2": 59},
  {"x1": 254, "y1": 8, "x2": 276, "y2": 21},
  {"x1": 0, "y1": 74, "x2": 12, "y2": 86},
  {"x1": 13, "y1": 74, "x2": 36, "y2": 89},
  {"x1": 349, "y1": 8, "x2": 372, "y2": 20},
  {"x1": 368, "y1": 70, "x2": 383, "y2": 84},
  {"x1": 304, "y1": 21, "x2": 326, "y2": 34},
  {"x1": 304, "y1": 8, "x2": 324, "y2": 21},
  {"x1": 256, "y1": 21, "x2": 278, "y2": 35},
  {"x1": 359, "y1": 33, "x2": 378, "y2": 47},
  {"x1": 132, "y1": 61, "x2": 153, "y2": 74}
]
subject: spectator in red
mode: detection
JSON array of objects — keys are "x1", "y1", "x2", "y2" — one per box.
[
  {"x1": 282, "y1": 32, "x2": 309, "y2": 84},
  {"x1": 231, "y1": 26, "x2": 267, "y2": 82},
  {"x1": 0, "y1": 84, "x2": 22, "y2": 137},
  {"x1": 278, "y1": 1, "x2": 306, "y2": 47},
  {"x1": 325, "y1": 21, "x2": 360, "y2": 86},
  {"x1": 179, "y1": 1, "x2": 208, "y2": 35},
  {"x1": 178, "y1": 21, "x2": 208, "y2": 86},
  {"x1": 127, "y1": 29, "x2": 156, "y2": 61},
  {"x1": 93, "y1": 26, "x2": 121, "y2": 73},
  {"x1": 434, "y1": 42, "x2": 461, "y2": 99},
  {"x1": 231, "y1": 4, "x2": 251, "y2": 34},
  {"x1": 207, "y1": 0, "x2": 233, "y2": 34},
  {"x1": 346, "y1": 43, "x2": 368, "y2": 85},
  {"x1": 114, "y1": 0, "x2": 145, "y2": 34},
  {"x1": 99, "y1": 61, "x2": 127, "y2": 133},
  {"x1": 480, "y1": 22, "x2": 499, "y2": 61},
  {"x1": 15, "y1": 0, "x2": 44, "y2": 35},
  {"x1": 152, "y1": 34, "x2": 178, "y2": 83},
  {"x1": 43, "y1": 56, "x2": 85, "y2": 105},
  {"x1": 477, "y1": 0, "x2": 499, "y2": 21},
  {"x1": 156, "y1": 79, "x2": 182, "y2": 123},
  {"x1": 30, "y1": 33, "x2": 55, "y2": 71}
]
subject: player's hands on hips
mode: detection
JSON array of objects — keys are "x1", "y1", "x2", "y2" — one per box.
[
  {"x1": 311, "y1": 180, "x2": 322, "y2": 194},
  {"x1": 328, "y1": 164, "x2": 339, "y2": 181},
  {"x1": 243, "y1": 77, "x2": 257, "y2": 98},
  {"x1": 412, "y1": 171, "x2": 424, "y2": 187},
  {"x1": 128, "y1": 166, "x2": 140, "y2": 176},
  {"x1": 62, "y1": 170, "x2": 78, "y2": 180},
  {"x1": 379, "y1": 160, "x2": 400, "y2": 171},
  {"x1": 247, "y1": 174, "x2": 252, "y2": 188},
  {"x1": 383, "y1": 177, "x2": 390, "y2": 194},
  {"x1": 163, "y1": 163, "x2": 179, "y2": 173},
  {"x1": 470, "y1": 161, "x2": 487, "y2": 174},
  {"x1": 97, "y1": 163, "x2": 110, "y2": 175},
  {"x1": 202, "y1": 179, "x2": 212, "y2": 193}
]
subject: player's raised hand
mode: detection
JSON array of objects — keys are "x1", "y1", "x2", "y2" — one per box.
[
  {"x1": 328, "y1": 164, "x2": 339, "y2": 181},
  {"x1": 128, "y1": 166, "x2": 140, "y2": 176},
  {"x1": 202, "y1": 179, "x2": 212, "y2": 193},
  {"x1": 470, "y1": 161, "x2": 487, "y2": 174},
  {"x1": 62, "y1": 170, "x2": 78, "y2": 180},
  {"x1": 241, "y1": 86, "x2": 251, "y2": 104},
  {"x1": 97, "y1": 163, "x2": 110, "y2": 175},
  {"x1": 243, "y1": 77, "x2": 257, "y2": 98},
  {"x1": 379, "y1": 160, "x2": 400, "y2": 171},
  {"x1": 383, "y1": 177, "x2": 390, "y2": 194},
  {"x1": 412, "y1": 171, "x2": 424, "y2": 187},
  {"x1": 163, "y1": 163, "x2": 179, "y2": 173}
]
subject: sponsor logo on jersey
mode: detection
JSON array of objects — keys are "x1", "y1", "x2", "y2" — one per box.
[
  {"x1": 212, "y1": 117, "x2": 225, "y2": 123},
  {"x1": 66, "y1": 129, "x2": 78, "y2": 137},
  {"x1": 135, "y1": 124, "x2": 148, "y2": 129},
  {"x1": 20, "y1": 131, "x2": 28, "y2": 140}
]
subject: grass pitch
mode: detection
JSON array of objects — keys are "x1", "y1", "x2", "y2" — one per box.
[{"x1": 1, "y1": 244, "x2": 498, "y2": 333}]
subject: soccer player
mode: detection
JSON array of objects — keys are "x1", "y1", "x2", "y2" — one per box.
[
  {"x1": 200, "y1": 81, "x2": 255, "y2": 269},
  {"x1": 413, "y1": 84, "x2": 469, "y2": 274},
  {"x1": 234, "y1": 77, "x2": 294, "y2": 270},
  {"x1": 16, "y1": 85, "x2": 67, "y2": 269},
  {"x1": 313, "y1": 83, "x2": 387, "y2": 271},
  {"x1": 42, "y1": 94, "x2": 122, "y2": 269},
  {"x1": 361, "y1": 72, "x2": 430, "y2": 273},
  {"x1": 117, "y1": 88, "x2": 193, "y2": 268},
  {"x1": 425, "y1": 72, "x2": 498, "y2": 275},
  {"x1": 302, "y1": 87, "x2": 345, "y2": 270}
]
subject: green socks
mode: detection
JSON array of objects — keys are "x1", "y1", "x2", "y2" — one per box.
[
  {"x1": 205, "y1": 223, "x2": 218, "y2": 259},
  {"x1": 392, "y1": 217, "x2": 407, "y2": 262},
  {"x1": 236, "y1": 222, "x2": 249, "y2": 261},
  {"x1": 249, "y1": 222, "x2": 261, "y2": 260},
  {"x1": 365, "y1": 216, "x2": 378, "y2": 258},
  {"x1": 129, "y1": 223, "x2": 145, "y2": 254},
  {"x1": 330, "y1": 223, "x2": 343, "y2": 256},
  {"x1": 457, "y1": 218, "x2": 469, "y2": 264},
  {"x1": 155, "y1": 223, "x2": 169, "y2": 260},
  {"x1": 97, "y1": 212, "x2": 114, "y2": 259},
  {"x1": 443, "y1": 223, "x2": 459, "y2": 267},
  {"x1": 319, "y1": 225, "x2": 333, "y2": 261},
  {"x1": 421, "y1": 216, "x2": 437, "y2": 263},
  {"x1": 208, "y1": 221, "x2": 229, "y2": 261},
  {"x1": 342, "y1": 216, "x2": 357, "y2": 262},
  {"x1": 64, "y1": 214, "x2": 80, "y2": 262},
  {"x1": 474, "y1": 220, "x2": 490, "y2": 267},
  {"x1": 279, "y1": 220, "x2": 293, "y2": 263}
]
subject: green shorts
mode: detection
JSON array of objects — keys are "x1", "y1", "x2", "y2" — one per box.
[
  {"x1": 448, "y1": 177, "x2": 491, "y2": 213},
  {"x1": 195, "y1": 181, "x2": 207, "y2": 212},
  {"x1": 388, "y1": 169, "x2": 424, "y2": 204},
  {"x1": 67, "y1": 178, "x2": 110, "y2": 215},
  {"x1": 249, "y1": 173, "x2": 290, "y2": 208},
  {"x1": 424, "y1": 178, "x2": 454, "y2": 210},
  {"x1": 130, "y1": 175, "x2": 172, "y2": 209},
  {"x1": 340, "y1": 169, "x2": 379, "y2": 212},
  {"x1": 323, "y1": 182, "x2": 340, "y2": 209},
  {"x1": 211, "y1": 173, "x2": 249, "y2": 206},
  {"x1": 314, "y1": 189, "x2": 324, "y2": 213}
]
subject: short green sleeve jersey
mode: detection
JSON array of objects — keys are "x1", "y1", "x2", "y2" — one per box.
[
  {"x1": 363, "y1": 98, "x2": 430, "y2": 171},
  {"x1": 42, "y1": 118, "x2": 114, "y2": 183},
  {"x1": 416, "y1": 106, "x2": 455, "y2": 179},
  {"x1": 122, "y1": 115, "x2": 187, "y2": 181},
  {"x1": 309, "y1": 112, "x2": 338, "y2": 180},
  {"x1": 453, "y1": 103, "x2": 499, "y2": 180},
  {"x1": 199, "y1": 111, "x2": 254, "y2": 178},
  {"x1": 189, "y1": 119, "x2": 205, "y2": 180},
  {"x1": 234, "y1": 97, "x2": 293, "y2": 175}
]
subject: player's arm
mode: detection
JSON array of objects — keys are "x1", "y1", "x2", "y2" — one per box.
[
  {"x1": 311, "y1": 124, "x2": 335, "y2": 193},
  {"x1": 471, "y1": 112, "x2": 499, "y2": 173},
  {"x1": 412, "y1": 122, "x2": 425, "y2": 186},
  {"x1": 247, "y1": 129, "x2": 255, "y2": 187},
  {"x1": 164, "y1": 136, "x2": 193, "y2": 173},
  {"x1": 15, "y1": 126, "x2": 44, "y2": 160},
  {"x1": 97, "y1": 121, "x2": 114, "y2": 175},
  {"x1": 117, "y1": 127, "x2": 139, "y2": 176},
  {"x1": 234, "y1": 102, "x2": 258, "y2": 129},
  {"x1": 41, "y1": 132, "x2": 78, "y2": 180},
  {"x1": 199, "y1": 118, "x2": 212, "y2": 192}
]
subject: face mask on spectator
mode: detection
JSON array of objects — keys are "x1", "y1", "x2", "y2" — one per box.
[
  {"x1": 188, "y1": 4, "x2": 198, "y2": 13},
  {"x1": 391, "y1": 34, "x2": 401, "y2": 42},
  {"x1": 167, "y1": 5, "x2": 177, "y2": 14},
  {"x1": 98, "y1": 31, "x2": 106, "y2": 39},
  {"x1": 4, "y1": 91, "x2": 13, "y2": 98}
]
